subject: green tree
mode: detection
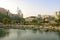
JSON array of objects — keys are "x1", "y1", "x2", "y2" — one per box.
[
  {"x1": 0, "y1": 13, "x2": 10, "y2": 23},
  {"x1": 2, "y1": 18, "x2": 10, "y2": 24},
  {"x1": 32, "y1": 19, "x2": 38, "y2": 24}
]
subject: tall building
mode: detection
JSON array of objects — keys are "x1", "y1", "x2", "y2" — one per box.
[
  {"x1": 55, "y1": 11, "x2": 60, "y2": 19},
  {"x1": 17, "y1": 7, "x2": 23, "y2": 18},
  {"x1": 37, "y1": 14, "x2": 41, "y2": 18}
]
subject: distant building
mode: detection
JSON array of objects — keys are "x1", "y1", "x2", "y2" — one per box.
[
  {"x1": 40, "y1": 15, "x2": 55, "y2": 23},
  {"x1": 42, "y1": 15, "x2": 49, "y2": 23},
  {"x1": 0, "y1": 7, "x2": 23, "y2": 18},
  {"x1": 37, "y1": 14, "x2": 41, "y2": 18},
  {"x1": 25, "y1": 16, "x2": 37, "y2": 22},
  {"x1": 17, "y1": 9, "x2": 23, "y2": 18},
  {"x1": 55, "y1": 11, "x2": 60, "y2": 19}
]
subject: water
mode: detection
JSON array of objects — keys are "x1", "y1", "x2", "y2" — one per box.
[{"x1": 0, "y1": 29, "x2": 60, "y2": 40}]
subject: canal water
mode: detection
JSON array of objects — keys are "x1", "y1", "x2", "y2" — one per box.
[{"x1": 0, "y1": 29, "x2": 60, "y2": 40}]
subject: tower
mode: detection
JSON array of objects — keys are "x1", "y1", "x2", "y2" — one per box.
[
  {"x1": 59, "y1": 11, "x2": 60, "y2": 15},
  {"x1": 56, "y1": 11, "x2": 57, "y2": 16},
  {"x1": 55, "y1": 11, "x2": 58, "y2": 19},
  {"x1": 17, "y1": 7, "x2": 20, "y2": 16},
  {"x1": 6, "y1": 10, "x2": 10, "y2": 16},
  {"x1": 17, "y1": 7, "x2": 23, "y2": 18}
]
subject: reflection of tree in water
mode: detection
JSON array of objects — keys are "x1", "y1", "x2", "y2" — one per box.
[
  {"x1": 0, "y1": 29, "x2": 9, "y2": 37},
  {"x1": 57, "y1": 31, "x2": 60, "y2": 40},
  {"x1": 32, "y1": 30, "x2": 37, "y2": 33},
  {"x1": 32, "y1": 30, "x2": 44, "y2": 34},
  {"x1": 17, "y1": 30, "x2": 20, "y2": 40}
]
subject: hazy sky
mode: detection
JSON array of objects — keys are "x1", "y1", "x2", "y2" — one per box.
[{"x1": 0, "y1": 0, "x2": 60, "y2": 17}]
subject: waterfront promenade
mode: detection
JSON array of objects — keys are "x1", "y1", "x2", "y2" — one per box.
[{"x1": 0, "y1": 24, "x2": 60, "y2": 31}]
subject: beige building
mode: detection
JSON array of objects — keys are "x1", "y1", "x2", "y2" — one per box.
[
  {"x1": 25, "y1": 16, "x2": 37, "y2": 22},
  {"x1": 55, "y1": 11, "x2": 60, "y2": 19}
]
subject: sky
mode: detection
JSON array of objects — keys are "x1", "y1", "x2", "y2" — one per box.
[{"x1": 0, "y1": 0, "x2": 60, "y2": 18}]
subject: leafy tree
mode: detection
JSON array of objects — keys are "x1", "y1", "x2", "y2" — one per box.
[
  {"x1": 0, "y1": 13, "x2": 10, "y2": 23},
  {"x1": 2, "y1": 18, "x2": 10, "y2": 24},
  {"x1": 32, "y1": 19, "x2": 38, "y2": 24},
  {"x1": 10, "y1": 16, "x2": 25, "y2": 24}
]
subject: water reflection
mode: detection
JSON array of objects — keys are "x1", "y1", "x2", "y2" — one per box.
[
  {"x1": 0, "y1": 29, "x2": 60, "y2": 40},
  {"x1": 0, "y1": 29, "x2": 9, "y2": 37},
  {"x1": 56, "y1": 31, "x2": 60, "y2": 40},
  {"x1": 32, "y1": 29, "x2": 37, "y2": 33}
]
